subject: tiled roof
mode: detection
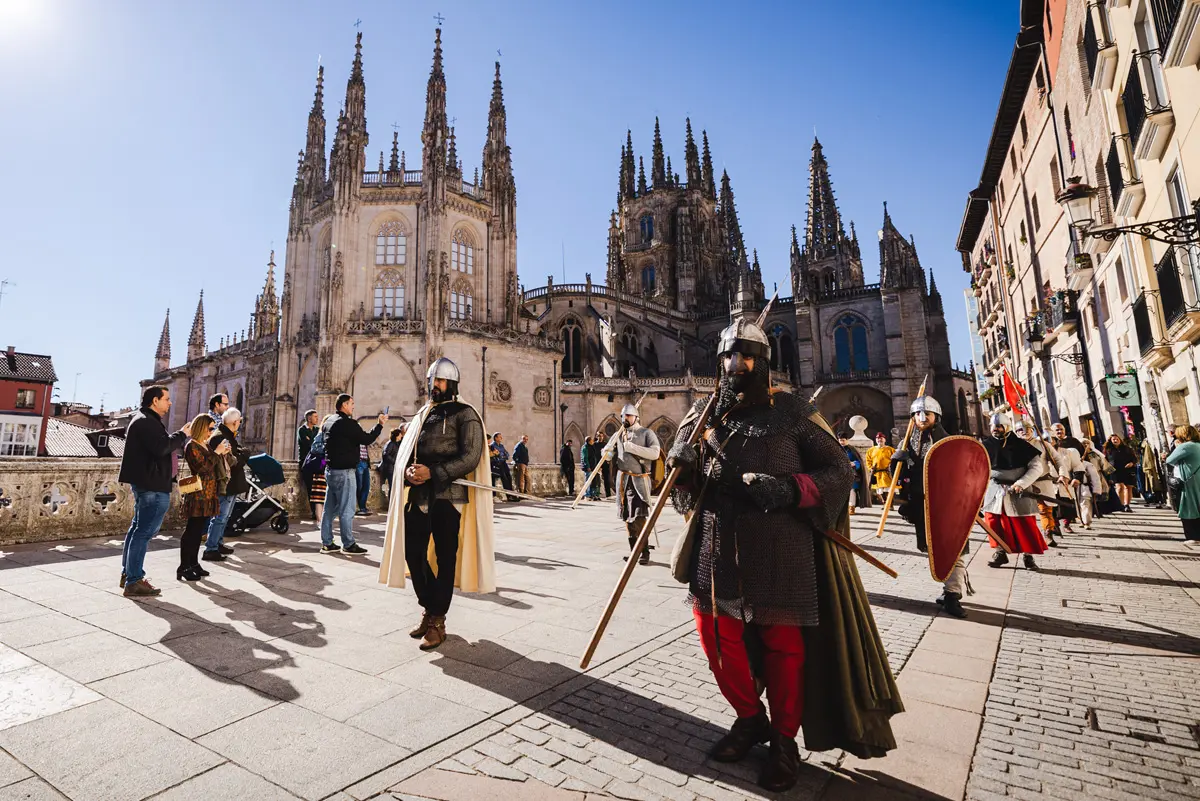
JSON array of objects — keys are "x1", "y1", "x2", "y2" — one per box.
[
  {"x1": 43, "y1": 418, "x2": 98, "y2": 457},
  {"x1": 0, "y1": 351, "x2": 57, "y2": 383}
]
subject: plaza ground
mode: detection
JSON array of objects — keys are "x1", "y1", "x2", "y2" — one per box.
[{"x1": 0, "y1": 494, "x2": 1198, "y2": 800}]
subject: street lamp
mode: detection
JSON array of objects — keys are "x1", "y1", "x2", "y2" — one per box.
[
  {"x1": 1027, "y1": 335, "x2": 1086, "y2": 365},
  {"x1": 1056, "y1": 178, "x2": 1200, "y2": 244},
  {"x1": 559, "y1": 403, "x2": 568, "y2": 443}
]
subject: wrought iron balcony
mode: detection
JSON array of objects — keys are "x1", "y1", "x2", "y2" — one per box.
[
  {"x1": 1105, "y1": 134, "x2": 1144, "y2": 217},
  {"x1": 1084, "y1": 4, "x2": 1117, "y2": 87},
  {"x1": 1022, "y1": 313, "x2": 1047, "y2": 348},
  {"x1": 1124, "y1": 50, "x2": 1174, "y2": 160},
  {"x1": 1123, "y1": 58, "x2": 1148, "y2": 151},
  {"x1": 1047, "y1": 289, "x2": 1080, "y2": 333},
  {"x1": 1157, "y1": 248, "x2": 1188, "y2": 328},
  {"x1": 996, "y1": 326, "x2": 1010, "y2": 352},
  {"x1": 813, "y1": 369, "x2": 891, "y2": 385},
  {"x1": 1130, "y1": 292, "x2": 1173, "y2": 371},
  {"x1": 1159, "y1": 0, "x2": 1200, "y2": 68},
  {"x1": 1152, "y1": 0, "x2": 1185, "y2": 60}
]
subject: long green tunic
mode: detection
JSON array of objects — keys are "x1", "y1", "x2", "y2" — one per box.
[{"x1": 1166, "y1": 441, "x2": 1200, "y2": 519}]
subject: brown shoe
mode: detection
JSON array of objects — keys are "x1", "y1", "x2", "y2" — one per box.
[
  {"x1": 419, "y1": 616, "x2": 446, "y2": 651},
  {"x1": 123, "y1": 579, "x2": 162, "y2": 598},
  {"x1": 409, "y1": 612, "x2": 432, "y2": 639},
  {"x1": 758, "y1": 733, "x2": 801, "y2": 792},
  {"x1": 119, "y1": 572, "x2": 126, "y2": 589},
  {"x1": 710, "y1": 710, "x2": 770, "y2": 763}
]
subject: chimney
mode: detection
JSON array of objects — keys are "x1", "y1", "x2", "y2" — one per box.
[{"x1": 5, "y1": 347, "x2": 13, "y2": 358}]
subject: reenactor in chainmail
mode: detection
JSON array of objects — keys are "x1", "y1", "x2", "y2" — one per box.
[
  {"x1": 603, "y1": 404, "x2": 661, "y2": 565},
  {"x1": 891, "y1": 395, "x2": 970, "y2": 618},
  {"x1": 666, "y1": 317, "x2": 900, "y2": 791}
]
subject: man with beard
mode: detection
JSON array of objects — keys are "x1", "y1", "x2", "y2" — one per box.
[
  {"x1": 666, "y1": 317, "x2": 901, "y2": 791},
  {"x1": 892, "y1": 395, "x2": 969, "y2": 619},
  {"x1": 1049, "y1": 424, "x2": 1086, "y2": 534},
  {"x1": 379, "y1": 357, "x2": 494, "y2": 651},
  {"x1": 604, "y1": 404, "x2": 661, "y2": 565},
  {"x1": 982, "y1": 412, "x2": 1047, "y2": 570}
]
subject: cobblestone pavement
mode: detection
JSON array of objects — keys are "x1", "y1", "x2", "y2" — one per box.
[{"x1": 0, "y1": 492, "x2": 1197, "y2": 800}]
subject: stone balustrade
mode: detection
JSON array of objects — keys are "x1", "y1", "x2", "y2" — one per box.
[{"x1": 0, "y1": 458, "x2": 586, "y2": 546}]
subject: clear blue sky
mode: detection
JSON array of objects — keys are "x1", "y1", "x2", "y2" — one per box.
[{"x1": 0, "y1": 0, "x2": 1017, "y2": 412}]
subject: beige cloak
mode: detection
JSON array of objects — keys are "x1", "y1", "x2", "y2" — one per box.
[{"x1": 378, "y1": 400, "x2": 496, "y2": 593}]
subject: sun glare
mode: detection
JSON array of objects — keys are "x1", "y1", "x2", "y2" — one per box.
[{"x1": 0, "y1": 0, "x2": 45, "y2": 32}]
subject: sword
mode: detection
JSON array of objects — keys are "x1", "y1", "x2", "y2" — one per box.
[
  {"x1": 453, "y1": 478, "x2": 546, "y2": 503},
  {"x1": 809, "y1": 385, "x2": 824, "y2": 403}
]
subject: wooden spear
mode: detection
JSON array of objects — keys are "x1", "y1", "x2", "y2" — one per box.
[{"x1": 875, "y1": 374, "x2": 929, "y2": 537}]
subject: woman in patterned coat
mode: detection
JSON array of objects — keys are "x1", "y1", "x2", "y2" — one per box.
[{"x1": 181, "y1": 414, "x2": 229, "y2": 581}]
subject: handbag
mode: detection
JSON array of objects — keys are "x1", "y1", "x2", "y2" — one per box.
[{"x1": 178, "y1": 475, "x2": 203, "y2": 495}]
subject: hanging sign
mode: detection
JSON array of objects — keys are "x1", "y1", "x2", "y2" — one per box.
[{"x1": 1105, "y1": 375, "x2": 1141, "y2": 408}]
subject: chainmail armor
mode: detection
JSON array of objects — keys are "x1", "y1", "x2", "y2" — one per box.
[{"x1": 670, "y1": 388, "x2": 854, "y2": 627}]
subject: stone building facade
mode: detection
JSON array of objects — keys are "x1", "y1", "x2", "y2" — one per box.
[
  {"x1": 537, "y1": 133, "x2": 969, "y2": 446},
  {"x1": 146, "y1": 27, "x2": 970, "y2": 463}
]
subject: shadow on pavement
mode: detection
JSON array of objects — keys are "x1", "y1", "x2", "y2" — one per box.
[
  {"x1": 493, "y1": 552, "x2": 582, "y2": 571},
  {"x1": 1036, "y1": 566, "x2": 1200, "y2": 590},
  {"x1": 427, "y1": 640, "x2": 835, "y2": 800},
  {"x1": 128, "y1": 593, "x2": 301, "y2": 702}
]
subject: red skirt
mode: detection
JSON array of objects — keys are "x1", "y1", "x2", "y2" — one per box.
[{"x1": 984, "y1": 512, "x2": 1047, "y2": 555}]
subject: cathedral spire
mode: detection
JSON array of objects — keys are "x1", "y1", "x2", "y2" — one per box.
[
  {"x1": 637, "y1": 156, "x2": 648, "y2": 195},
  {"x1": 719, "y1": 169, "x2": 746, "y2": 266},
  {"x1": 187, "y1": 291, "x2": 206, "y2": 361},
  {"x1": 389, "y1": 131, "x2": 400, "y2": 172},
  {"x1": 651, "y1": 117, "x2": 666, "y2": 188},
  {"x1": 254, "y1": 251, "x2": 280, "y2": 338},
  {"x1": 422, "y1": 28, "x2": 449, "y2": 187},
  {"x1": 618, "y1": 144, "x2": 627, "y2": 201},
  {"x1": 684, "y1": 118, "x2": 701, "y2": 188},
  {"x1": 623, "y1": 131, "x2": 637, "y2": 198},
  {"x1": 665, "y1": 155, "x2": 674, "y2": 188},
  {"x1": 332, "y1": 34, "x2": 368, "y2": 208},
  {"x1": 701, "y1": 131, "x2": 715, "y2": 199},
  {"x1": 154, "y1": 309, "x2": 171, "y2": 374},
  {"x1": 481, "y1": 61, "x2": 513, "y2": 193},
  {"x1": 301, "y1": 65, "x2": 327, "y2": 188},
  {"x1": 446, "y1": 125, "x2": 458, "y2": 174},
  {"x1": 804, "y1": 137, "x2": 845, "y2": 262}
]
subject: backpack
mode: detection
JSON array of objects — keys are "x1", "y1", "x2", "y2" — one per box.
[{"x1": 301, "y1": 426, "x2": 328, "y2": 476}]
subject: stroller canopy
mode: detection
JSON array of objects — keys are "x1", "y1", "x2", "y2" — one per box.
[{"x1": 247, "y1": 453, "x2": 285, "y2": 488}]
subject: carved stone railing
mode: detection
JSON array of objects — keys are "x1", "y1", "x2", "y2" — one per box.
[
  {"x1": 346, "y1": 318, "x2": 426, "y2": 336},
  {"x1": 444, "y1": 319, "x2": 560, "y2": 351},
  {"x1": 560, "y1": 372, "x2": 717, "y2": 392},
  {"x1": 0, "y1": 459, "x2": 589, "y2": 545}
]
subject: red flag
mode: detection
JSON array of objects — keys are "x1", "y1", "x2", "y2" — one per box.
[{"x1": 1002, "y1": 368, "x2": 1028, "y2": 416}]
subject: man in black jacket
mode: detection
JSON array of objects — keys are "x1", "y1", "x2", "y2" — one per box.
[
  {"x1": 297, "y1": 409, "x2": 319, "y2": 519},
  {"x1": 117, "y1": 386, "x2": 188, "y2": 597},
  {"x1": 321, "y1": 394, "x2": 386, "y2": 555},
  {"x1": 559, "y1": 439, "x2": 575, "y2": 497},
  {"x1": 204, "y1": 408, "x2": 249, "y2": 561}
]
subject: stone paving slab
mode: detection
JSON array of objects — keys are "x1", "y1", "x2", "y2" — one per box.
[{"x1": 0, "y1": 496, "x2": 1198, "y2": 799}]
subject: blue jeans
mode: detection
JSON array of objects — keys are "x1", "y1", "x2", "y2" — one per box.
[
  {"x1": 206, "y1": 495, "x2": 236, "y2": 552},
  {"x1": 322, "y1": 468, "x2": 358, "y2": 547},
  {"x1": 122, "y1": 485, "x2": 171, "y2": 584},
  {"x1": 356, "y1": 460, "x2": 371, "y2": 512}
]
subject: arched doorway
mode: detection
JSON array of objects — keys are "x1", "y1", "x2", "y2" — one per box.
[{"x1": 816, "y1": 385, "x2": 894, "y2": 441}]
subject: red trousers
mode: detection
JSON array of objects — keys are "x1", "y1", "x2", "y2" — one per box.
[{"x1": 693, "y1": 608, "x2": 805, "y2": 738}]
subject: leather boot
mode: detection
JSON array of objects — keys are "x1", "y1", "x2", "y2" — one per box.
[
  {"x1": 709, "y1": 709, "x2": 770, "y2": 763},
  {"x1": 758, "y1": 733, "x2": 801, "y2": 792},
  {"x1": 420, "y1": 616, "x2": 446, "y2": 651},
  {"x1": 1023, "y1": 554, "x2": 1039, "y2": 570},
  {"x1": 988, "y1": 551, "x2": 1009, "y2": 568},
  {"x1": 409, "y1": 612, "x2": 432, "y2": 639},
  {"x1": 941, "y1": 591, "x2": 968, "y2": 619}
]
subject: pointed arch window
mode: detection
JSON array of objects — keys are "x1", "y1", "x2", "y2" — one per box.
[
  {"x1": 373, "y1": 268, "x2": 405, "y2": 319},
  {"x1": 450, "y1": 279, "x2": 473, "y2": 320},
  {"x1": 642, "y1": 264, "x2": 656, "y2": 295},
  {"x1": 768, "y1": 324, "x2": 795, "y2": 375},
  {"x1": 375, "y1": 221, "x2": 408, "y2": 265},
  {"x1": 562, "y1": 318, "x2": 583, "y2": 377},
  {"x1": 451, "y1": 229, "x2": 475, "y2": 274},
  {"x1": 639, "y1": 214, "x2": 654, "y2": 243},
  {"x1": 833, "y1": 314, "x2": 869, "y2": 373}
]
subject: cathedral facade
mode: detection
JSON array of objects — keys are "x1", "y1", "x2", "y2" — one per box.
[
  {"x1": 537, "y1": 135, "x2": 974, "y2": 449},
  {"x1": 146, "y1": 28, "x2": 975, "y2": 466}
]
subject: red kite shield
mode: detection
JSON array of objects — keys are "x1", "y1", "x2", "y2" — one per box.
[{"x1": 923, "y1": 436, "x2": 989, "y2": 582}]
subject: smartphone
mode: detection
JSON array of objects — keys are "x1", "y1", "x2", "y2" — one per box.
[{"x1": 384, "y1": 406, "x2": 389, "y2": 415}]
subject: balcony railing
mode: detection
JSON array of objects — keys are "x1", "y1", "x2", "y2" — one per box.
[
  {"x1": 1084, "y1": 4, "x2": 1115, "y2": 78},
  {"x1": 1047, "y1": 289, "x2": 1080, "y2": 330},
  {"x1": 1133, "y1": 292, "x2": 1156, "y2": 356},
  {"x1": 1157, "y1": 248, "x2": 1188, "y2": 328},
  {"x1": 996, "y1": 326, "x2": 1010, "y2": 352},
  {"x1": 1124, "y1": 57, "x2": 1147, "y2": 149},
  {"x1": 1151, "y1": 0, "x2": 1184, "y2": 57},
  {"x1": 813, "y1": 369, "x2": 891, "y2": 385},
  {"x1": 1105, "y1": 134, "x2": 1140, "y2": 210},
  {"x1": 1022, "y1": 313, "x2": 1047, "y2": 347}
]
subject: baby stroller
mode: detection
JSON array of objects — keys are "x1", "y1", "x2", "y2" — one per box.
[{"x1": 228, "y1": 453, "x2": 290, "y2": 534}]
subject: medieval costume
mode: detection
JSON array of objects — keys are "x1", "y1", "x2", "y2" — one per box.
[
  {"x1": 892, "y1": 395, "x2": 969, "y2": 619},
  {"x1": 666, "y1": 317, "x2": 901, "y2": 792},
  {"x1": 604, "y1": 404, "x2": 661, "y2": 565},
  {"x1": 982, "y1": 413, "x2": 1046, "y2": 570},
  {"x1": 380, "y1": 357, "x2": 495, "y2": 651},
  {"x1": 1015, "y1": 422, "x2": 1062, "y2": 545},
  {"x1": 865, "y1": 432, "x2": 895, "y2": 502},
  {"x1": 1050, "y1": 436, "x2": 1085, "y2": 533},
  {"x1": 840, "y1": 438, "x2": 862, "y2": 514}
]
